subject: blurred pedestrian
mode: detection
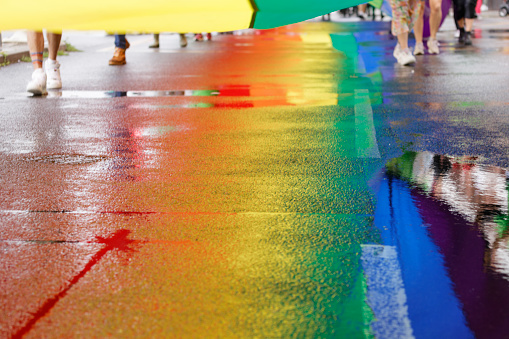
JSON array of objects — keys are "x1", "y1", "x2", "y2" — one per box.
[
  {"x1": 149, "y1": 33, "x2": 188, "y2": 48},
  {"x1": 357, "y1": 3, "x2": 368, "y2": 19},
  {"x1": 414, "y1": 0, "x2": 442, "y2": 55},
  {"x1": 195, "y1": 33, "x2": 212, "y2": 41},
  {"x1": 390, "y1": 0, "x2": 422, "y2": 65},
  {"x1": 452, "y1": 0, "x2": 475, "y2": 45},
  {"x1": 26, "y1": 31, "x2": 62, "y2": 95},
  {"x1": 109, "y1": 34, "x2": 130, "y2": 65}
]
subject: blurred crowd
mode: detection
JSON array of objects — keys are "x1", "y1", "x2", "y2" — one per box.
[{"x1": 22, "y1": 0, "x2": 491, "y2": 95}]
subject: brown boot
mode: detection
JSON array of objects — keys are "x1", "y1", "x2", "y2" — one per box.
[{"x1": 109, "y1": 47, "x2": 126, "y2": 65}]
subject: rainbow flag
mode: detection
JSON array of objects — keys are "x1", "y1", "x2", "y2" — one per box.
[{"x1": 1, "y1": 0, "x2": 366, "y2": 32}]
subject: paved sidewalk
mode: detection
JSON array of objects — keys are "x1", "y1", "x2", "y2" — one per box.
[{"x1": 0, "y1": 30, "x2": 66, "y2": 65}]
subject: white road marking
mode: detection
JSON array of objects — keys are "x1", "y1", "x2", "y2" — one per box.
[
  {"x1": 355, "y1": 89, "x2": 381, "y2": 158},
  {"x1": 361, "y1": 244, "x2": 414, "y2": 339}
]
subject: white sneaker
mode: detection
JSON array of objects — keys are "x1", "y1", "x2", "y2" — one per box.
[
  {"x1": 393, "y1": 44, "x2": 402, "y2": 59},
  {"x1": 428, "y1": 38, "x2": 440, "y2": 54},
  {"x1": 414, "y1": 42, "x2": 425, "y2": 55},
  {"x1": 45, "y1": 59, "x2": 62, "y2": 89},
  {"x1": 396, "y1": 48, "x2": 416, "y2": 66},
  {"x1": 26, "y1": 69, "x2": 48, "y2": 95}
]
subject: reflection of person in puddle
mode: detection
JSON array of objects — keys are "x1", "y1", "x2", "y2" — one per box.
[{"x1": 429, "y1": 154, "x2": 509, "y2": 275}]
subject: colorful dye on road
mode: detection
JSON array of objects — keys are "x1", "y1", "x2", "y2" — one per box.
[
  {"x1": 1, "y1": 18, "x2": 509, "y2": 338},
  {"x1": 10, "y1": 230, "x2": 139, "y2": 339}
]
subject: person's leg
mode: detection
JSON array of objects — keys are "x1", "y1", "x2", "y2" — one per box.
[
  {"x1": 475, "y1": 0, "x2": 482, "y2": 14},
  {"x1": 465, "y1": 0, "x2": 476, "y2": 31},
  {"x1": 179, "y1": 33, "x2": 188, "y2": 47},
  {"x1": 26, "y1": 31, "x2": 47, "y2": 95},
  {"x1": 465, "y1": 18, "x2": 474, "y2": 31},
  {"x1": 414, "y1": 1, "x2": 424, "y2": 44},
  {"x1": 390, "y1": 0, "x2": 416, "y2": 65},
  {"x1": 358, "y1": 3, "x2": 368, "y2": 19},
  {"x1": 114, "y1": 34, "x2": 128, "y2": 49},
  {"x1": 414, "y1": 0, "x2": 425, "y2": 54},
  {"x1": 391, "y1": 0, "x2": 421, "y2": 41},
  {"x1": 45, "y1": 32, "x2": 62, "y2": 89},
  {"x1": 397, "y1": 32, "x2": 410, "y2": 50},
  {"x1": 426, "y1": 0, "x2": 442, "y2": 53},
  {"x1": 408, "y1": 0, "x2": 423, "y2": 31},
  {"x1": 150, "y1": 33, "x2": 159, "y2": 48},
  {"x1": 464, "y1": 0, "x2": 476, "y2": 44},
  {"x1": 27, "y1": 31, "x2": 44, "y2": 70},
  {"x1": 46, "y1": 32, "x2": 61, "y2": 61},
  {"x1": 452, "y1": 0, "x2": 467, "y2": 42},
  {"x1": 429, "y1": 0, "x2": 442, "y2": 39},
  {"x1": 110, "y1": 34, "x2": 129, "y2": 65},
  {"x1": 464, "y1": 17, "x2": 474, "y2": 44},
  {"x1": 456, "y1": 17, "x2": 467, "y2": 42}
]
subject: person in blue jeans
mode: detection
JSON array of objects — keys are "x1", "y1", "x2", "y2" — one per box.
[{"x1": 109, "y1": 34, "x2": 130, "y2": 65}]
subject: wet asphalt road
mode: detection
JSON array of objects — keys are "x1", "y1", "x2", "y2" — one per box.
[{"x1": 1, "y1": 14, "x2": 509, "y2": 338}]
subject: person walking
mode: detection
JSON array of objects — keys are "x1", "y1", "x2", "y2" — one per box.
[
  {"x1": 357, "y1": 3, "x2": 368, "y2": 19},
  {"x1": 26, "y1": 31, "x2": 62, "y2": 95},
  {"x1": 414, "y1": 0, "x2": 442, "y2": 55},
  {"x1": 195, "y1": 33, "x2": 212, "y2": 41},
  {"x1": 452, "y1": 0, "x2": 476, "y2": 45},
  {"x1": 109, "y1": 34, "x2": 130, "y2": 65},
  {"x1": 149, "y1": 33, "x2": 188, "y2": 48},
  {"x1": 390, "y1": 0, "x2": 422, "y2": 65}
]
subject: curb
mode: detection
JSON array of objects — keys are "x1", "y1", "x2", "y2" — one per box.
[{"x1": 1, "y1": 43, "x2": 66, "y2": 67}]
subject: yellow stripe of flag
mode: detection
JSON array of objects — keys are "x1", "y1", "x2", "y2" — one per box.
[{"x1": 0, "y1": 0, "x2": 255, "y2": 32}]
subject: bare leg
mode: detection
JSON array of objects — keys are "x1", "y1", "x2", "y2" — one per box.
[
  {"x1": 46, "y1": 32, "x2": 62, "y2": 61},
  {"x1": 397, "y1": 32, "x2": 409, "y2": 50},
  {"x1": 26, "y1": 31, "x2": 50, "y2": 94},
  {"x1": 429, "y1": 0, "x2": 442, "y2": 39},
  {"x1": 27, "y1": 31, "x2": 44, "y2": 70},
  {"x1": 357, "y1": 3, "x2": 368, "y2": 19},
  {"x1": 457, "y1": 18, "x2": 465, "y2": 29},
  {"x1": 465, "y1": 18, "x2": 474, "y2": 31},
  {"x1": 414, "y1": 1, "x2": 425, "y2": 44}
]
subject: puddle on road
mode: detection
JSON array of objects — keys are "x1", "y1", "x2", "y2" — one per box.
[
  {"x1": 384, "y1": 151, "x2": 509, "y2": 278},
  {"x1": 39, "y1": 88, "x2": 340, "y2": 108},
  {"x1": 374, "y1": 151, "x2": 509, "y2": 338},
  {"x1": 52, "y1": 90, "x2": 219, "y2": 98},
  {"x1": 24, "y1": 154, "x2": 108, "y2": 165}
]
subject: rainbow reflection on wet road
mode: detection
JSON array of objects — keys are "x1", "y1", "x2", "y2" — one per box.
[{"x1": 1, "y1": 19, "x2": 509, "y2": 338}]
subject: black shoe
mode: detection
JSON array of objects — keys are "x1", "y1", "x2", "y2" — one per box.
[
  {"x1": 465, "y1": 31, "x2": 472, "y2": 45},
  {"x1": 458, "y1": 29, "x2": 466, "y2": 44}
]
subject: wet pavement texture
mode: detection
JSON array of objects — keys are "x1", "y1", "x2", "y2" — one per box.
[{"x1": 1, "y1": 16, "x2": 509, "y2": 338}]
